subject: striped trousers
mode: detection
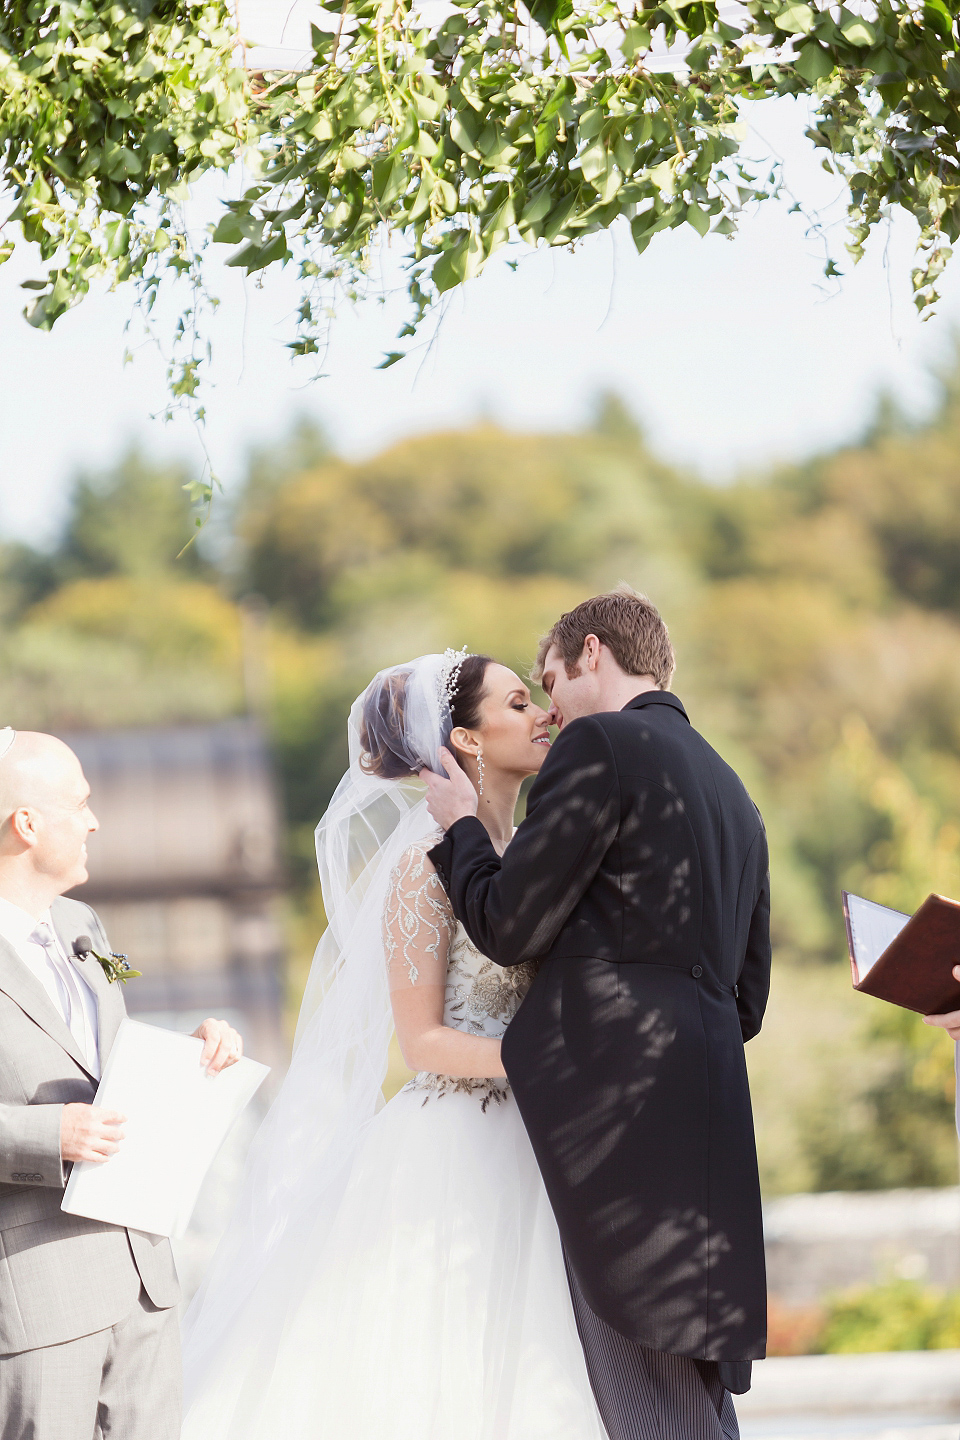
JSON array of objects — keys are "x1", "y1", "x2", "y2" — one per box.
[{"x1": 565, "y1": 1255, "x2": 740, "y2": 1440}]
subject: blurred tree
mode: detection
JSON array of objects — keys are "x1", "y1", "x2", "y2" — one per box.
[
  {"x1": 689, "y1": 381, "x2": 960, "y2": 612},
  {"x1": 237, "y1": 424, "x2": 682, "y2": 628},
  {"x1": 589, "y1": 392, "x2": 644, "y2": 445},
  {"x1": 801, "y1": 1008, "x2": 958, "y2": 1191},
  {"x1": 823, "y1": 422, "x2": 960, "y2": 614},
  {"x1": 242, "y1": 418, "x2": 333, "y2": 502},
  {"x1": 28, "y1": 577, "x2": 241, "y2": 667},
  {"x1": 0, "y1": 543, "x2": 62, "y2": 618},
  {"x1": 8, "y1": 377, "x2": 960, "y2": 1195},
  {"x1": 60, "y1": 449, "x2": 210, "y2": 580},
  {"x1": 0, "y1": 579, "x2": 244, "y2": 730}
]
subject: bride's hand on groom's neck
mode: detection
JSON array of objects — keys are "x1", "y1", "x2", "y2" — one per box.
[{"x1": 420, "y1": 749, "x2": 479, "y2": 831}]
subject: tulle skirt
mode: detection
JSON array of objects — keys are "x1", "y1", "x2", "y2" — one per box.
[{"x1": 181, "y1": 1083, "x2": 607, "y2": 1440}]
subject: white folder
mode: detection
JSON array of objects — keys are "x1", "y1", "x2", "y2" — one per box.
[{"x1": 62, "y1": 1019, "x2": 269, "y2": 1238}]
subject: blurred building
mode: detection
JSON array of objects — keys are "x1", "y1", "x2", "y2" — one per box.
[{"x1": 62, "y1": 718, "x2": 287, "y2": 1073}]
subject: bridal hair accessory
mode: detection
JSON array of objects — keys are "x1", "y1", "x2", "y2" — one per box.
[
  {"x1": 0, "y1": 728, "x2": 16, "y2": 759},
  {"x1": 438, "y1": 646, "x2": 469, "y2": 709},
  {"x1": 477, "y1": 749, "x2": 485, "y2": 795}
]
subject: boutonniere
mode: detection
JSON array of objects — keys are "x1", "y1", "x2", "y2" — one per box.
[{"x1": 73, "y1": 934, "x2": 142, "y2": 985}]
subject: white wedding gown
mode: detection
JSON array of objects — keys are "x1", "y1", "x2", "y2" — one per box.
[{"x1": 181, "y1": 840, "x2": 606, "y2": 1440}]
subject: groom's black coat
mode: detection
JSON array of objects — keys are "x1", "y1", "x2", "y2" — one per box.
[{"x1": 429, "y1": 691, "x2": 770, "y2": 1364}]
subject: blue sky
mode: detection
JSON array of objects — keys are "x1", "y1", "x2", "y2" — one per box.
[{"x1": 2, "y1": 94, "x2": 960, "y2": 548}]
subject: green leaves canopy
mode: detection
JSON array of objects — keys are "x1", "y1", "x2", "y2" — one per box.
[{"x1": 3, "y1": 0, "x2": 960, "y2": 387}]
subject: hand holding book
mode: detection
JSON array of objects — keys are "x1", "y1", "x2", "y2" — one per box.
[{"x1": 843, "y1": 891, "x2": 960, "y2": 1025}]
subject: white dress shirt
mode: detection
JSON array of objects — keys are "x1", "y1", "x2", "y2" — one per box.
[{"x1": 0, "y1": 897, "x2": 100, "y2": 1078}]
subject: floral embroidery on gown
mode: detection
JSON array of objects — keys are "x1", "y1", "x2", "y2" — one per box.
[{"x1": 384, "y1": 837, "x2": 538, "y2": 1110}]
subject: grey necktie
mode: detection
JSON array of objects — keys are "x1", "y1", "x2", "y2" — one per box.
[{"x1": 30, "y1": 921, "x2": 88, "y2": 1063}]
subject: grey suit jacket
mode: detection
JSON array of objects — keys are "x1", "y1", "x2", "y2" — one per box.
[{"x1": 0, "y1": 894, "x2": 180, "y2": 1354}]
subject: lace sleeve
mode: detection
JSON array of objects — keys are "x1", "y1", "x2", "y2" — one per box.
[{"x1": 384, "y1": 841, "x2": 456, "y2": 991}]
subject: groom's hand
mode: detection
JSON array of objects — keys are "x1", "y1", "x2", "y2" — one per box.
[
  {"x1": 420, "y1": 748, "x2": 479, "y2": 831},
  {"x1": 192, "y1": 1018, "x2": 244, "y2": 1075}
]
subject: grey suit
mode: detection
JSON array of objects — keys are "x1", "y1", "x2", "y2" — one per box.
[{"x1": 0, "y1": 894, "x2": 181, "y2": 1439}]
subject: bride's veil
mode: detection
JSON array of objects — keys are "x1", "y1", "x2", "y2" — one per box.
[{"x1": 181, "y1": 650, "x2": 466, "y2": 1419}]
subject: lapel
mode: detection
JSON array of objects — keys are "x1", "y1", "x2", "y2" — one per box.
[
  {"x1": 0, "y1": 932, "x2": 94, "y2": 1078},
  {"x1": 50, "y1": 901, "x2": 124, "y2": 1067}
]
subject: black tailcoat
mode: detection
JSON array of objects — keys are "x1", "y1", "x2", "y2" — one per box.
[{"x1": 429, "y1": 692, "x2": 771, "y2": 1364}]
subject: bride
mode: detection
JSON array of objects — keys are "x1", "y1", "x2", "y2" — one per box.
[{"x1": 180, "y1": 649, "x2": 607, "y2": 1440}]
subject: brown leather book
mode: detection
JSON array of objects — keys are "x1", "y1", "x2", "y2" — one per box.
[{"x1": 842, "y1": 890, "x2": 960, "y2": 1015}]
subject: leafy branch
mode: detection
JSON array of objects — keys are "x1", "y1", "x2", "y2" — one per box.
[{"x1": 3, "y1": 0, "x2": 960, "y2": 424}]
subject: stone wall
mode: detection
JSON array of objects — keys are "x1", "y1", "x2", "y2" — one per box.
[{"x1": 765, "y1": 1188, "x2": 960, "y2": 1305}]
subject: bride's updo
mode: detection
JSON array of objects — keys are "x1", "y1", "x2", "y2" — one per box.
[{"x1": 360, "y1": 654, "x2": 494, "y2": 779}]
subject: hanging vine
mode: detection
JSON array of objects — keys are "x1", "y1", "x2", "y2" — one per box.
[{"x1": 3, "y1": 0, "x2": 960, "y2": 501}]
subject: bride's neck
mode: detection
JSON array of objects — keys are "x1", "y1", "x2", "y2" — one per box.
[{"x1": 474, "y1": 773, "x2": 521, "y2": 855}]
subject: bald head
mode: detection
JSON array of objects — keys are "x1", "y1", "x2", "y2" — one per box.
[
  {"x1": 0, "y1": 732, "x2": 87, "y2": 819},
  {"x1": 0, "y1": 732, "x2": 98, "y2": 916}
]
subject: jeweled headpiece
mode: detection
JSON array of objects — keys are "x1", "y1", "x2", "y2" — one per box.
[{"x1": 437, "y1": 646, "x2": 470, "y2": 710}]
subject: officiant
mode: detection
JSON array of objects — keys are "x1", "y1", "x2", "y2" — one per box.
[{"x1": 0, "y1": 728, "x2": 242, "y2": 1440}]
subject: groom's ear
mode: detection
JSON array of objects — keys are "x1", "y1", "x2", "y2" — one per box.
[{"x1": 583, "y1": 635, "x2": 603, "y2": 671}]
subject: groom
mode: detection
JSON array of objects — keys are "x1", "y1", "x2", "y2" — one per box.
[
  {"x1": 423, "y1": 587, "x2": 771, "y2": 1439},
  {"x1": 0, "y1": 728, "x2": 242, "y2": 1439}
]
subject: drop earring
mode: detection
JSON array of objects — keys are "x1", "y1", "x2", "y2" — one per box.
[{"x1": 476, "y1": 750, "x2": 485, "y2": 796}]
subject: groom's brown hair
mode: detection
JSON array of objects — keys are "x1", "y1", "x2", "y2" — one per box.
[{"x1": 532, "y1": 583, "x2": 675, "y2": 689}]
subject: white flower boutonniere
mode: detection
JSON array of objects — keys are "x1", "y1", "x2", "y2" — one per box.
[{"x1": 73, "y1": 934, "x2": 142, "y2": 985}]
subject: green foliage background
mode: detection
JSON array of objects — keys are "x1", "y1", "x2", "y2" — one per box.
[
  {"x1": 769, "y1": 1277, "x2": 960, "y2": 1353},
  {"x1": 3, "y1": 386, "x2": 960, "y2": 1194},
  {"x1": 7, "y1": 0, "x2": 960, "y2": 429},
  {"x1": 819, "y1": 1278, "x2": 960, "y2": 1352}
]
